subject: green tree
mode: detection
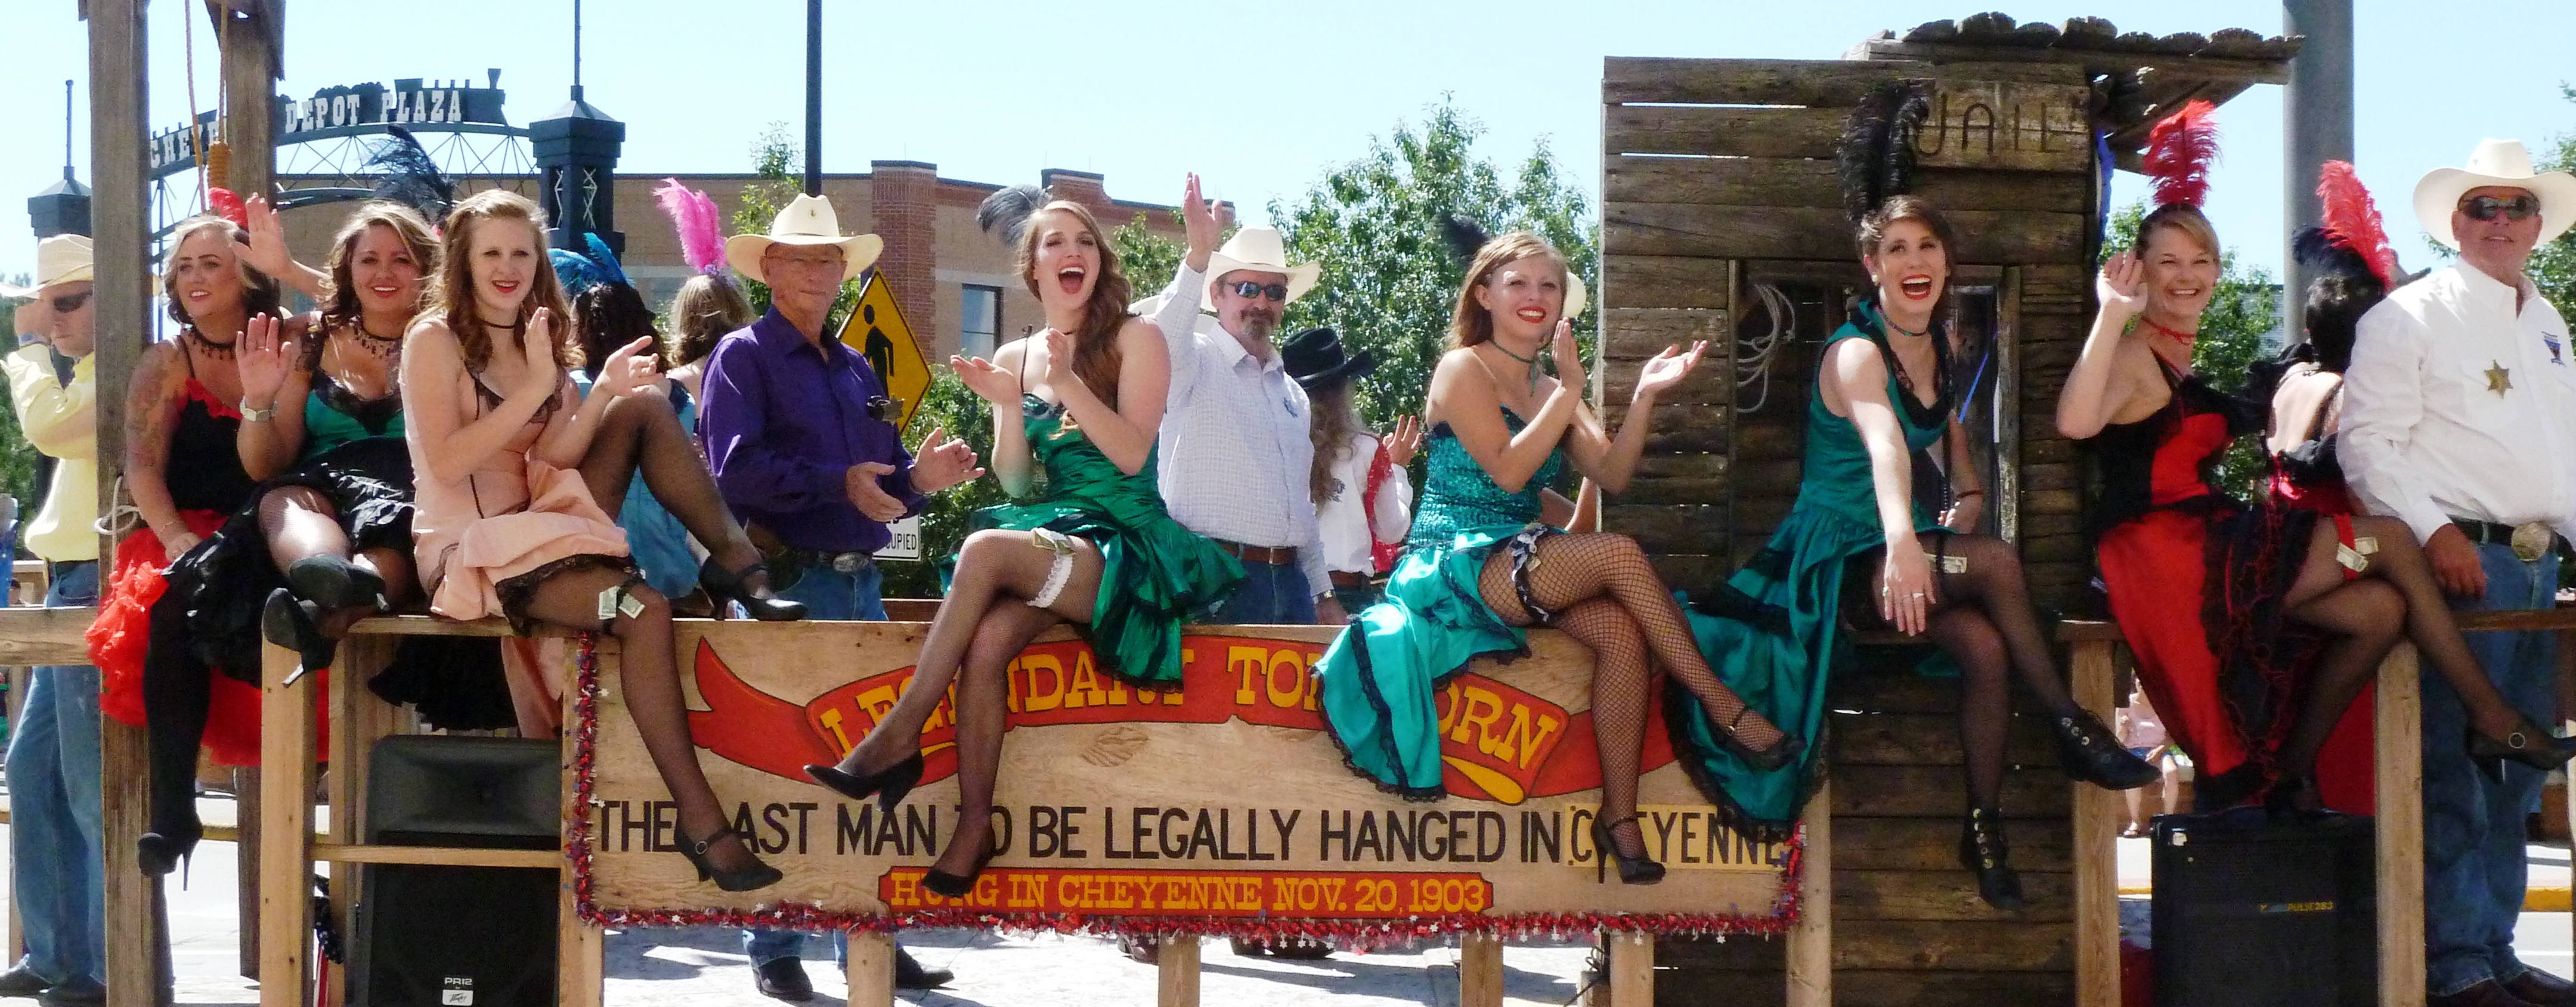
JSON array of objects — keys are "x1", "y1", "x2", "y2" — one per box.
[
  {"x1": 875, "y1": 371, "x2": 1019, "y2": 598},
  {"x1": 2101, "y1": 200, "x2": 2281, "y2": 496},
  {"x1": 2528, "y1": 85, "x2": 2576, "y2": 309},
  {"x1": 731, "y1": 122, "x2": 804, "y2": 314},
  {"x1": 1111, "y1": 212, "x2": 1184, "y2": 298},
  {"x1": 1268, "y1": 100, "x2": 1598, "y2": 440},
  {"x1": 0, "y1": 291, "x2": 32, "y2": 514}
]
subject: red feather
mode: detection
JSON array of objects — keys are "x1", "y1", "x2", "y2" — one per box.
[
  {"x1": 2142, "y1": 100, "x2": 2220, "y2": 209},
  {"x1": 2316, "y1": 160, "x2": 2398, "y2": 287},
  {"x1": 206, "y1": 187, "x2": 248, "y2": 228}
]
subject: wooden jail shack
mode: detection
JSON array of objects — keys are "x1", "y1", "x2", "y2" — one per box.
[{"x1": 1596, "y1": 14, "x2": 2299, "y2": 1006}]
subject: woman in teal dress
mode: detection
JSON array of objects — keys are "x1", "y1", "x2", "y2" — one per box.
[
  {"x1": 1313, "y1": 231, "x2": 1796, "y2": 887},
  {"x1": 806, "y1": 199, "x2": 1241, "y2": 897},
  {"x1": 1689, "y1": 196, "x2": 2156, "y2": 910}
]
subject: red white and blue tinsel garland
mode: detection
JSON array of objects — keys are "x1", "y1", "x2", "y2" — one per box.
[{"x1": 563, "y1": 637, "x2": 1806, "y2": 948}]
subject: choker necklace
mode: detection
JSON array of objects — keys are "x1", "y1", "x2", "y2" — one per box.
[
  {"x1": 184, "y1": 326, "x2": 237, "y2": 360},
  {"x1": 2138, "y1": 315, "x2": 2199, "y2": 345},
  {"x1": 1487, "y1": 340, "x2": 1544, "y2": 396},
  {"x1": 349, "y1": 319, "x2": 404, "y2": 361},
  {"x1": 1884, "y1": 316, "x2": 1933, "y2": 340}
]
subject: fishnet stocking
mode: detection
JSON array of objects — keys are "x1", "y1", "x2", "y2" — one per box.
[
  {"x1": 1477, "y1": 532, "x2": 1786, "y2": 754},
  {"x1": 578, "y1": 392, "x2": 763, "y2": 572},
  {"x1": 1552, "y1": 597, "x2": 1654, "y2": 859}
]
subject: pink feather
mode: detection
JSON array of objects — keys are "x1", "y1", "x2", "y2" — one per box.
[
  {"x1": 2316, "y1": 160, "x2": 2399, "y2": 287},
  {"x1": 2142, "y1": 100, "x2": 2220, "y2": 209},
  {"x1": 655, "y1": 178, "x2": 725, "y2": 274}
]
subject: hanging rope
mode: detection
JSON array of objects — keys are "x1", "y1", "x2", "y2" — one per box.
[
  {"x1": 205, "y1": 1, "x2": 236, "y2": 191},
  {"x1": 1736, "y1": 284, "x2": 1794, "y2": 415}
]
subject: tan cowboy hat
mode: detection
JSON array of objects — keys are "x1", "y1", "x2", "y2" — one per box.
[
  {"x1": 723, "y1": 194, "x2": 885, "y2": 284},
  {"x1": 2413, "y1": 139, "x2": 2576, "y2": 249},
  {"x1": 1203, "y1": 227, "x2": 1321, "y2": 305},
  {"x1": 0, "y1": 235, "x2": 95, "y2": 298}
]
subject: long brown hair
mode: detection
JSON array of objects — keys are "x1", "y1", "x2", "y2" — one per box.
[
  {"x1": 161, "y1": 215, "x2": 283, "y2": 327},
  {"x1": 1448, "y1": 231, "x2": 1570, "y2": 350},
  {"x1": 1854, "y1": 194, "x2": 1961, "y2": 325},
  {"x1": 431, "y1": 190, "x2": 575, "y2": 369},
  {"x1": 1306, "y1": 378, "x2": 1367, "y2": 506},
  {"x1": 1014, "y1": 201, "x2": 1132, "y2": 407},
  {"x1": 320, "y1": 202, "x2": 439, "y2": 335},
  {"x1": 668, "y1": 272, "x2": 752, "y2": 367}
]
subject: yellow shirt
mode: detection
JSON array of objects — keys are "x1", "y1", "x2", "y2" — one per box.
[{"x1": 2, "y1": 343, "x2": 98, "y2": 562}]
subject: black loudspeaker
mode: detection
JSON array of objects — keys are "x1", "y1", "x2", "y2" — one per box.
[
  {"x1": 2151, "y1": 810, "x2": 2376, "y2": 1007},
  {"x1": 349, "y1": 736, "x2": 562, "y2": 1007}
]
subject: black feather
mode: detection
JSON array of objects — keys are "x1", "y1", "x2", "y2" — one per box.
[
  {"x1": 976, "y1": 184, "x2": 1049, "y2": 244},
  {"x1": 1439, "y1": 215, "x2": 1491, "y2": 265},
  {"x1": 363, "y1": 126, "x2": 454, "y2": 223},
  {"x1": 1837, "y1": 80, "x2": 1931, "y2": 225},
  {"x1": 1878, "y1": 82, "x2": 1931, "y2": 211},
  {"x1": 2290, "y1": 224, "x2": 2374, "y2": 280}
]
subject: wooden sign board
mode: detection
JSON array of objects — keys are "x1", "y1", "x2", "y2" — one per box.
[
  {"x1": 572, "y1": 621, "x2": 1799, "y2": 938},
  {"x1": 1913, "y1": 80, "x2": 2092, "y2": 173}
]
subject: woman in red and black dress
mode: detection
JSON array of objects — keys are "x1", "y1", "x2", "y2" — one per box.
[{"x1": 2057, "y1": 197, "x2": 2574, "y2": 814}]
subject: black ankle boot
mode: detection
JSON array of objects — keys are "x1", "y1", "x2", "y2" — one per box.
[
  {"x1": 1959, "y1": 807, "x2": 2024, "y2": 911},
  {"x1": 2050, "y1": 708, "x2": 2160, "y2": 790}
]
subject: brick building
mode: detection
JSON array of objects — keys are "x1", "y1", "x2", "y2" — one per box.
[{"x1": 274, "y1": 164, "x2": 1185, "y2": 362}]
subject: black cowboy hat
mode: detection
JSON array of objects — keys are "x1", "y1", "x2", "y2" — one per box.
[{"x1": 1283, "y1": 326, "x2": 1374, "y2": 390}]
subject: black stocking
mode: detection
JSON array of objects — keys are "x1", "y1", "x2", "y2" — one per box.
[
  {"x1": 1922, "y1": 608, "x2": 2012, "y2": 809},
  {"x1": 140, "y1": 597, "x2": 209, "y2": 841},
  {"x1": 1922, "y1": 534, "x2": 2085, "y2": 717},
  {"x1": 577, "y1": 392, "x2": 763, "y2": 574},
  {"x1": 933, "y1": 602, "x2": 1065, "y2": 877},
  {"x1": 1477, "y1": 532, "x2": 1785, "y2": 751},
  {"x1": 2277, "y1": 579, "x2": 2405, "y2": 792},
  {"x1": 1551, "y1": 597, "x2": 1654, "y2": 859}
]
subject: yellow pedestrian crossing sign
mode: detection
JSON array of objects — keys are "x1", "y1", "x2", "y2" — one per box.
[{"x1": 836, "y1": 271, "x2": 930, "y2": 433}]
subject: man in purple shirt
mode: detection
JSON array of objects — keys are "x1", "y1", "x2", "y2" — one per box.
[{"x1": 702, "y1": 194, "x2": 980, "y2": 999}]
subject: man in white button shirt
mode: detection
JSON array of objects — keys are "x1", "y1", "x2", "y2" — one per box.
[
  {"x1": 1140, "y1": 175, "x2": 1342, "y2": 625},
  {"x1": 2340, "y1": 139, "x2": 2576, "y2": 1007}
]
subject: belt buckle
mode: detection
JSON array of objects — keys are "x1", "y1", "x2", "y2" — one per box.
[
  {"x1": 2510, "y1": 522, "x2": 2554, "y2": 563},
  {"x1": 829, "y1": 552, "x2": 868, "y2": 574}
]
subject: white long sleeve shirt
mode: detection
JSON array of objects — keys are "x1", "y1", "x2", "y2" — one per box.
[
  {"x1": 1141, "y1": 264, "x2": 1331, "y2": 597},
  {"x1": 2339, "y1": 264, "x2": 2576, "y2": 544},
  {"x1": 1317, "y1": 429, "x2": 1414, "y2": 575}
]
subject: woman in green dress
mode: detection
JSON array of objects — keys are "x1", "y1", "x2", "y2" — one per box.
[
  {"x1": 1689, "y1": 196, "x2": 2157, "y2": 910},
  {"x1": 806, "y1": 199, "x2": 1242, "y2": 897},
  {"x1": 1313, "y1": 230, "x2": 1796, "y2": 887}
]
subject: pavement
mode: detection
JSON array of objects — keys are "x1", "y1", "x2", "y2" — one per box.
[{"x1": 4, "y1": 794, "x2": 2574, "y2": 1004}]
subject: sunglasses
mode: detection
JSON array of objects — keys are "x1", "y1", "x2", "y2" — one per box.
[
  {"x1": 49, "y1": 290, "x2": 91, "y2": 313},
  {"x1": 1229, "y1": 281, "x2": 1289, "y2": 302},
  {"x1": 2460, "y1": 194, "x2": 2542, "y2": 222}
]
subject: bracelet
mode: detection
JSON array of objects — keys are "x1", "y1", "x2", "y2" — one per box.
[{"x1": 239, "y1": 399, "x2": 277, "y2": 423}]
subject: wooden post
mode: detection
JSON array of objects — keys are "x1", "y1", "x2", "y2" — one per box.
[
  {"x1": 2562, "y1": 630, "x2": 2575, "y2": 935},
  {"x1": 2376, "y1": 643, "x2": 2425, "y2": 1007},
  {"x1": 2072, "y1": 638, "x2": 2122, "y2": 1007},
  {"x1": 1458, "y1": 932, "x2": 1503, "y2": 1007},
  {"x1": 325, "y1": 635, "x2": 400, "y2": 1007},
  {"x1": 557, "y1": 658, "x2": 605, "y2": 1007},
  {"x1": 213, "y1": 0, "x2": 278, "y2": 202},
  {"x1": 256, "y1": 642, "x2": 315, "y2": 1007},
  {"x1": 234, "y1": 768, "x2": 260, "y2": 975},
  {"x1": 1606, "y1": 930, "x2": 1652, "y2": 1006},
  {"x1": 844, "y1": 931, "x2": 896, "y2": 1007},
  {"x1": 1785, "y1": 780, "x2": 1831, "y2": 1007},
  {"x1": 1156, "y1": 936, "x2": 1200, "y2": 1007},
  {"x1": 7, "y1": 664, "x2": 27, "y2": 965},
  {"x1": 87, "y1": 1, "x2": 164, "y2": 1003}
]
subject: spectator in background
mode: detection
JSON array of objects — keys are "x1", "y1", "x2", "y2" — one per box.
[
  {"x1": 1285, "y1": 326, "x2": 1417, "y2": 614},
  {"x1": 2117, "y1": 689, "x2": 2178, "y2": 838},
  {"x1": 665, "y1": 272, "x2": 753, "y2": 407},
  {"x1": 1, "y1": 234, "x2": 104, "y2": 1004}
]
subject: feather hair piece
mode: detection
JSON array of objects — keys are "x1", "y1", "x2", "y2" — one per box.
[
  {"x1": 583, "y1": 233, "x2": 630, "y2": 289},
  {"x1": 1837, "y1": 79, "x2": 1932, "y2": 224},
  {"x1": 363, "y1": 126, "x2": 456, "y2": 223},
  {"x1": 655, "y1": 179, "x2": 726, "y2": 274},
  {"x1": 2142, "y1": 100, "x2": 2220, "y2": 209},
  {"x1": 1439, "y1": 215, "x2": 1492, "y2": 265},
  {"x1": 207, "y1": 187, "x2": 248, "y2": 228},
  {"x1": 2314, "y1": 160, "x2": 2398, "y2": 287},
  {"x1": 976, "y1": 184, "x2": 1049, "y2": 244}
]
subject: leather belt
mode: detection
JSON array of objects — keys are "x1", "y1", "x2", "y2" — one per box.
[
  {"x1": 1329, "y1": 571, "x2": 1371, "y2": 588},
  {"x1": 749, "y1": 522, "x2": 875, "y2": 575},
  {"x1": 1214, "y1": 540, "x2": 1299, "y2": 566},
  {"x1": 2449, "y1": 518, "x2": 2569, "y2": 562}
]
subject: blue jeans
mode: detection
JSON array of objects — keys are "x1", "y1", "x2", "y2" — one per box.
[
  {"x1": 744, "y1": 562, "x2": 883, "y2": 966},
  {"x1": 1210, "y1": 561, "x2": 1315, "y2": 625},
  {"x1": 2423, "y1": 542, "x2": 2558, "y2": 995},
  {"x1": 7, "y1": 561, "x2": 104, "y2": 986}
]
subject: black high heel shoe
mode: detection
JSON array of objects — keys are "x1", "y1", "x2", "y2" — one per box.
[
  {"x1": 700, "y1": 557, "x2": 807, "y2": 621},
  {"x1": 2050, "y1": 708, "x2": 2161, "y2": 790},
  {"x1": 922, "y1": 828, "x2": 1003, "y2": 898},
  {"x1": 677, "y1": 825, "x2": 784, "y2": 893},
  {"x1": 1959, "y1": 807, "x2": 2024, "y2": 912},
  {"x1": 261, "y1": 588, "x2": 336, "y2": 686},
  {"x1": 286, "y1": 554, "x2": 390, "y2": 614},
  {"x1": 137, "y1": 820, "x2": 203, "y2": 881},
  {"x1": 2265, "y1": 773, "x2": 2326, "y2": 822},
  {"x1": 1590, "y1": 814, "x2": 1666, "y2": 885},
  {"x1": 806, "y1": 752, "x2": 925, "y2": 814},
  {"x1": 1720, "y1": 707, "x2": 1804, "y2": 773},
  {"x1": 2467, "y1": 717, "x2": 2576, "y2": 777}
]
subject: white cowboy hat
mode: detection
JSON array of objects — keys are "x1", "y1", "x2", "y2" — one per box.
[
  {"x1": 2413, "y1": 139, "x2": 2576, "y2": 249},
  {"x1": 0, "y1": 235, "x2": 95, "y2": 299},
  {"x1": 723, "y1": 194, "x2": 885, "y2": 284},
  {"x1": 1203, "y1": 227, "x2": 1321, "y2": 305}
]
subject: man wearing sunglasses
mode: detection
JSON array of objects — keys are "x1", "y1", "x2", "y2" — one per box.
[
  {"x1": 2342, "y1": 139, "x2": 2576, "y2": 1007},
  {"x1": 1137, "y1": 174, "x2": 1343, "y2": 629},
  {"x1": 0, "y1": 234, "x2": 106, "y2": 1005}
]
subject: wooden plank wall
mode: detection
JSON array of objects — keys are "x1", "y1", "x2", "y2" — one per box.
[
  {"x1": 1599, "y1": 56, "x2": 2100, "y2": 613},
  {"x1": 1601, "y1": 56, "x2": 2109, "y2": 1006}
]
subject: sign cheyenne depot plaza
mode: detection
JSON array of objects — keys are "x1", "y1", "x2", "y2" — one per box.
[{"x1": 574, "y1": 622, "x2": 1800, "y2": 937}]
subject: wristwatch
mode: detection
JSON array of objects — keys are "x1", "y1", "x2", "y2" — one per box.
[{"x1": 240, "y1": 399, "x2": 277, "y2": 423}]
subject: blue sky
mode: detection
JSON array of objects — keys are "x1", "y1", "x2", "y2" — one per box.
[{"x1": 4, "y1": 1, "x2": 2572, "y2": 283}]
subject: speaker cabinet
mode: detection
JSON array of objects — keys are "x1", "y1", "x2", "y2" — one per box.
[
  {"x1": 2151, "y1": 810, "x2": 2376, "y2": 1007},
  {"x1": 348, "y1": 736, "x2": 562, "y2": 1007}
]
